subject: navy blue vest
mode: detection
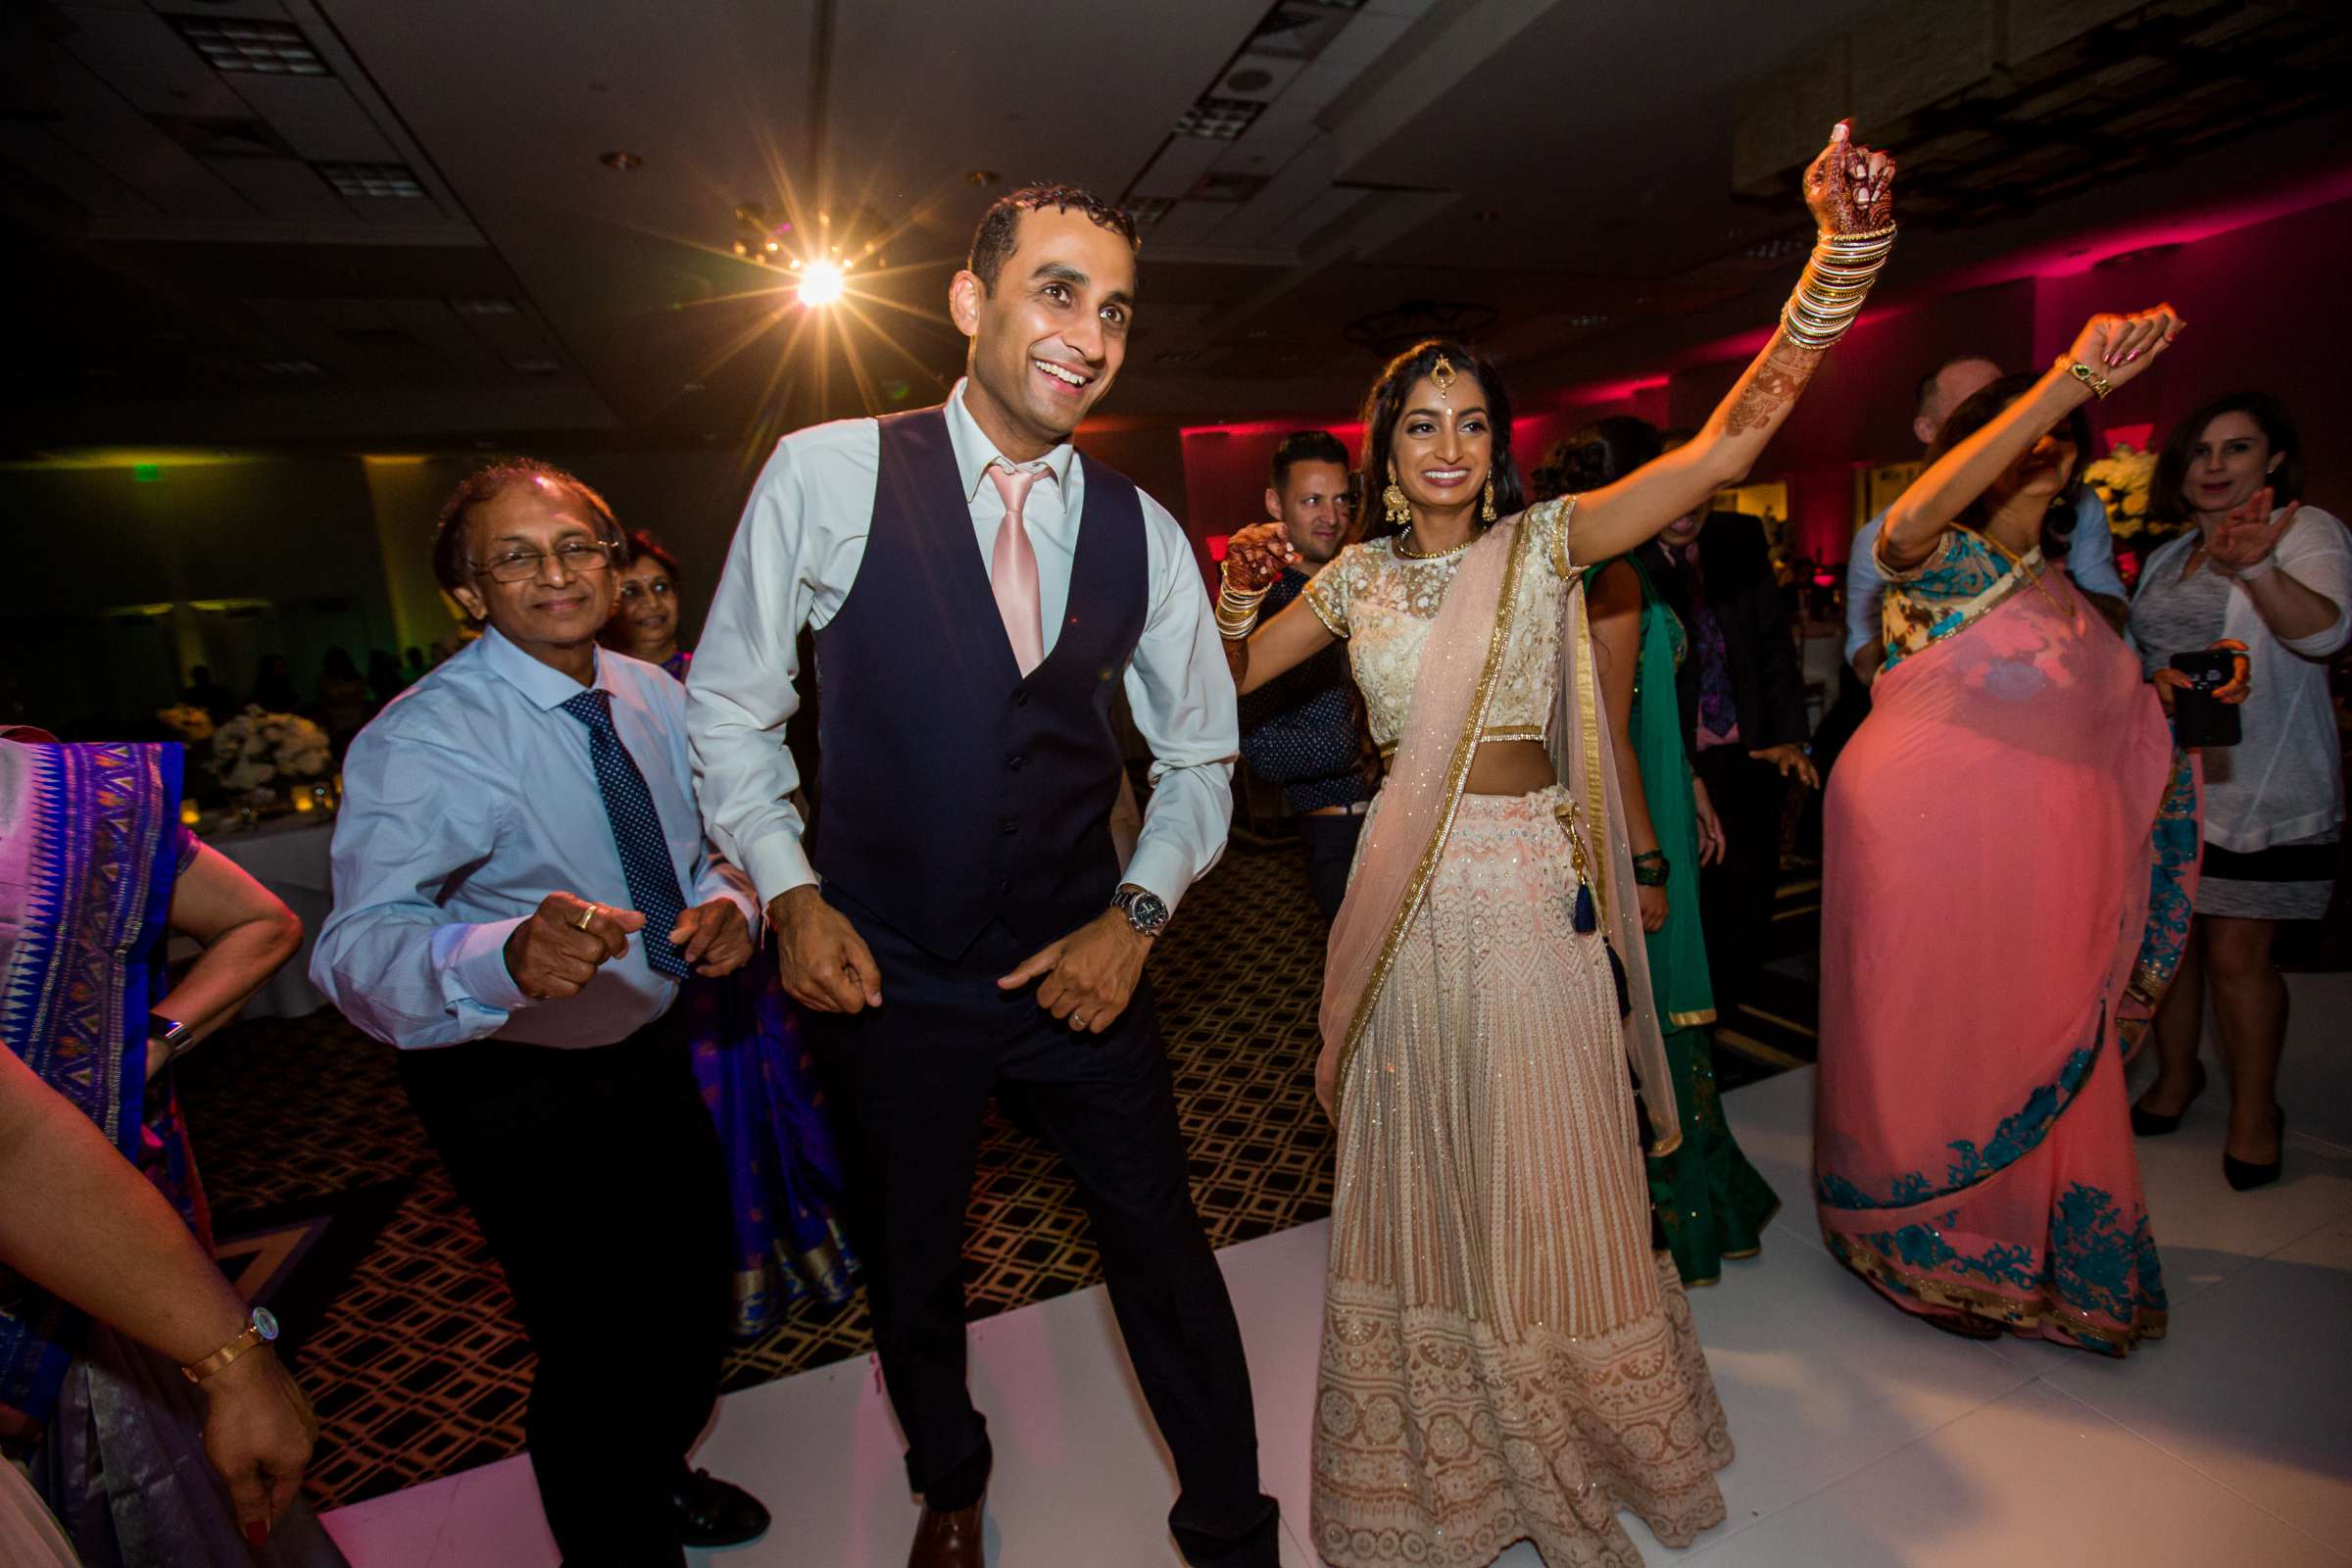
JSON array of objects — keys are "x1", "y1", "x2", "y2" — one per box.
[{"x1": 811, "y1": 406, "x2": 1149, "y2": 958}]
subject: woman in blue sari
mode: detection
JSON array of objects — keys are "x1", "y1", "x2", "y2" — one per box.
[
  {"x1": 604, "y1": 535, "x2": 856, "y2": 1332},
  {"x1": 0, "y1": 731, "x2": 343, "y2": 1565}
]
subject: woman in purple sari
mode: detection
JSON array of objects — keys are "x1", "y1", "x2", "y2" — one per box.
[
  {"x1": 0, "y1": 732, "x2": 341, "y2": 1565},
  {"x1": 603, "y1": 534, "x2": 855, "y2": 1332}
]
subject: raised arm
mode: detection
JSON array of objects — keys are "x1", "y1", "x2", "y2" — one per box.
[
  {"x1": 1881, "y1": 309, "x2": 2183, "y2": 569},
  {"x1": 1572, "y1": 122, "x2": 1898, "y2": 564}
]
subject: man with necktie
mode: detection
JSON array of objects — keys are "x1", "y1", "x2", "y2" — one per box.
[
  {"x1": 313, "y1": 464, "x2": 770, "y2": 1566},
  {"x1": 689, "y1": 187, "x2": 1278, "y2": 1568}
]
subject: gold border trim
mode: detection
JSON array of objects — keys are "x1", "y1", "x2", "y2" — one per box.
[
  {"x1": 1302, "y1": 580, "x2": 1348, "y2": 639},
  {"x1": 1333, "y1": 514, "x2": 1537, "y2": 1101},
  {"x1": 1823, "y1": 1225, "x2": 2169, "y2": 1354},
  {"x1": 1667, "y1": 1007, "x2": 1718, "y2": 1028}
]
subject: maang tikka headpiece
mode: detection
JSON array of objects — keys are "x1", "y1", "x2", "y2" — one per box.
[{"x1": 1430, "y1": 354, "x2": 1457, "y2": 404}]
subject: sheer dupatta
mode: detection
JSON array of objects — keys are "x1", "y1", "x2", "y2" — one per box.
[{"x1": 1320, "y1": 500, "x2": 1679, "y2": 1150}]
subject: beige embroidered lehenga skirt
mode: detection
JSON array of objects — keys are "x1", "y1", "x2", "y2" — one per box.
[{"x1": 1312, "y1": 788, "x2": 1732, "y2": 1567}]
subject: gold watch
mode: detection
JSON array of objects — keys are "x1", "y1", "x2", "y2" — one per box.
[{"x1": 181, "y1": 1307, "x2": 279, "y2": 1384}]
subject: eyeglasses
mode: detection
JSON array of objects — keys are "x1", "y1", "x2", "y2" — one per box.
[{"x1": 469, "y1": 541, "x2": 616, "y2": 583}]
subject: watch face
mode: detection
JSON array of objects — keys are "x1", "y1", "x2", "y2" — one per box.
[
  {"x1": 253, "y1": 1307, "x2": 280, "y2": 1343},
  {"x1": 1131, "y1": 891, "x2": 1168, "y2": 927}
]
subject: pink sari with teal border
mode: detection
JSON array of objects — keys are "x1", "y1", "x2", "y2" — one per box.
[{"x1": 1816, "y1": 558, "x2": 2195, "y2": 1354}]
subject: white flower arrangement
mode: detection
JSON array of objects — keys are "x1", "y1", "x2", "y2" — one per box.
[{"x1": 211, "y1": 705, "x2": 332, "y2": 793}]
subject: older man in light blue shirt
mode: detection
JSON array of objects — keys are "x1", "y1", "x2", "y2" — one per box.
[
  {"x1": 1844, "y1": 355, "x2": 2129, "y2": 681},
  {"x1": 313, "y1": 462, "x2": 770, "y2": 1565}
]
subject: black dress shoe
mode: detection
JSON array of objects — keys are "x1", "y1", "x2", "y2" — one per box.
[
  {"x1": 2131, "y1": 1061, "x2": 2207, "y2": 1137},
  {"x1": 671, "y1": 1468, "x2": 770, "y2": 1548},
  {"x1": 2224, "y1": 1108, "x2": 2284, "y2": 1192}
]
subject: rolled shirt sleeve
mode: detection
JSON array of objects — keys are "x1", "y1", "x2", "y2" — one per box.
[
  {"x1": 687, "y1": 440, "x2": 826, "y2": 910},
  {"x1": 311, "y1": 727, "x2": 529, "y2": 1048},
  {"x1": 1120, "y1": 495, "x2": 1239, "y2": 914},
  {"x1": 2066, "y1": 492, "x2": 2128, "y2": 601}
]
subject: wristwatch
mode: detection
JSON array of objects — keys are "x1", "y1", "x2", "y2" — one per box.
[
  {"x1": 1109, "y1": 883, "x2": 1170, "y2": 941},
  {"x1": 180, "y1": 1306, "x2": 279, "y2": 1384},
  {"x1": 148, "y1": 1012, "x2": 193, "y2": 1060}
]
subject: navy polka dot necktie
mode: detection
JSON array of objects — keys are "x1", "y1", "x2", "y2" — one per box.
[{"x1": 559, "y1": 688, "x2": 692, "y2": 980}]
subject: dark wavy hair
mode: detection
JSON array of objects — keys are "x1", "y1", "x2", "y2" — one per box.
[
  {"x1": 967, "y1": 184, "x2": 1140, "y2": 295},
  {"x1": 2150, "y1": 391, "x2": 2304, "y2": 528},
  {"x1": 431, "y1": 460, "x2": 625, "y2": 624},
  {"x1": 1533, "y1": 416, "x2": 1662, "y2": 501},
  {"x1": 1354, "y1": 339, "x2": 1525, "y2": 540},
  {"x1": 620, "y1": 528, "x2": 682, "y2": 583},
  {"x1": 1922, "y1": 371, "x2": 2092, "y2": 559},
  {"x1": 1269, "y1": 428, "x2": 1350, "y2": 494}
]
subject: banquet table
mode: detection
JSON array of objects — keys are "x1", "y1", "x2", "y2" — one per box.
[{"x1": 190, "y1": 811, "x2": 336, "y2": 1020}]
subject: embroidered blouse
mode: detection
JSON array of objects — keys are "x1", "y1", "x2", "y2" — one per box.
[
  {"x1": 1874, "y1": 528, "x2": 2038, "y2": 670},
  {"x1": 1303, "y1": 499, "x2": 1575, "y2": 754}
]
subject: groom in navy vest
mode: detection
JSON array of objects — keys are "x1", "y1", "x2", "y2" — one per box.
[{"x1": 688, "y1": 188, "x2": 1278, "y2": 1568}]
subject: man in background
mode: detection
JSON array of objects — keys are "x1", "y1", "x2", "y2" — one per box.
[{"x1": 1237, "y1": 430, "x2": 1371, "y2": 920}]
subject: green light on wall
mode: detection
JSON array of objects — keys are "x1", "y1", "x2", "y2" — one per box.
[{"x1": 131, "y1": 463, "x2": 162, "y2": 483}]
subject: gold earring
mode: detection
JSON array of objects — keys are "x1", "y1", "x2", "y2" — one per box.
[
  {"x1": 1383, "y1": 479, "x2": 1411, "y2": 528},
  {"x1": 1481, "y1": 477, "x2": 1497, "y2": 524}
]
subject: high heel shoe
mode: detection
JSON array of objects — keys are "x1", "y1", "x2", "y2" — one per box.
[
  {"x1": 2131, "y1": 1060, "x2": 2207, "y2": 1137},
  {"x1": 2224, "y1": 1106, "x2": 2284, "y2": 1191}
]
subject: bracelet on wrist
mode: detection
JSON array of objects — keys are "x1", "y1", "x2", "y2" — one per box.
[
  {"x1": 1631, "y1": 850, "x2": 1670, "y2": 888},
  {"x1": 1779, "y1": 225, "x2": 1895, "y2": 351}
]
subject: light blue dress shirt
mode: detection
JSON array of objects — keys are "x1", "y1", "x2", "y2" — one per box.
[
  {"x1": 312, "y1": 627, "x2": 758, "y2": 1050},
  {"x1": 1844, "y1": 490, "x2": 2124, "y2": 664}
]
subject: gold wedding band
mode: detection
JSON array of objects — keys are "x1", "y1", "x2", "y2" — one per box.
[{"x1": 574, "y1": 903, "x2": 599, "y2": 931}]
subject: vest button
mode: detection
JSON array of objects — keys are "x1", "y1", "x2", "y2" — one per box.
[
  {"x1": 1011, "y1": 689, "x2": 1030, "y2": 707},
  {"x1": 1000, "y1": 817, "x2": 1018, "y2": 837},
  {"x1": 998, "y1": 879, "x2": 1012, "y2": 894},
  {"x1": 1006, "y1": 754, "x2": 1024, "y2": 771}
]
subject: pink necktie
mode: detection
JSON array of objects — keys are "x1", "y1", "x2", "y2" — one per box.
[{"x1": 987, "y1": 463, "x2": 1046, "y2": 676}]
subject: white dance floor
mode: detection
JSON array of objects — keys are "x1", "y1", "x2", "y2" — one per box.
[{"x1": 322, "y1": 973, "x2": 2352, "y2": 1567}]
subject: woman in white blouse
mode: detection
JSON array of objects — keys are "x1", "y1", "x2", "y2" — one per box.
[{"x1": 2127, "y1": 392, "x2": 2350, "y2": 1189}]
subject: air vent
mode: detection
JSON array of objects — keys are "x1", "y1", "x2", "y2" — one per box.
[
  {"x1": 169, "y1": 17, "x2": 329, "y2": 76},
  {"x1": 1186, "y1": 172, "x2": 1269, "y2": 204},
  {"x1": 449, "y1": 298, "x2": 520, "y2": 317},
  {"x1": 316, "y1": 162, "x2": 426, "y2": 199},
  {"x1": 1173, "y1": 97, "x2": 1265, "y2": 141},
  {"x1": 511, "y1": 358, "x2": 563, "y2": 375},
  {"x1": 1125, "y1": 196, "x2": 1176, "y2": 226},
  {"x1": 254, "y1": 358, "x2": 324, "y2": 376}
]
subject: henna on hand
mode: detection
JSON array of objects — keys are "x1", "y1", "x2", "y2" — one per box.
[{"x1": 1802, "y1": 121, "x2": 1897, "y2": 235}]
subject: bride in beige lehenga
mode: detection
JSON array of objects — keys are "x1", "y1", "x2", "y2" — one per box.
[{"x1": 1216, "y1": 123, "x2": 1900, "y2": 1566}]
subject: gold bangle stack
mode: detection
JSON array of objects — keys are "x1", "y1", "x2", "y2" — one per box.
[
  {"x1": 1781, "y1": 223, "x2": 1896, "y2": 350},
  {"x1": 1214, "y1": 565, "x2": 1269, "y2": 640}
]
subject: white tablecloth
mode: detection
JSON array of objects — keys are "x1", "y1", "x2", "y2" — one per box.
[{"x1": 199, "y1": 813, "x2": 336, "y2": 1019}]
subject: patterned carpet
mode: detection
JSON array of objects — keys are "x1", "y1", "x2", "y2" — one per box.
[{"x1": 180, "y1": 835, "x2": 1815, "y2": 1513}]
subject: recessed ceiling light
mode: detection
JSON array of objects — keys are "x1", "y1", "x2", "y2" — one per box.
[
  {"x1": 316, "y1": 161, "x2": 426, "y2": 199},
  {"x1": 1173, "y1": 97, "x2": 1264, "y2": 140},
  {"x1": 1127, "y1": 196, "x2": 1176, "y2": 226},
  {"x1": 170, "y1": 17, "x2": 329, "y2": 76},
  {"x1": 967, "y1": 170, "x2": 1000, "y2": 187},
  {"x1": 600, "y1": 150, "x2": 643, "y2": 172}
]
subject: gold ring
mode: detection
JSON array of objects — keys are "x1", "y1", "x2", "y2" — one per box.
[{"x1": 574, "y1": 903, "x2": 599, "y2": 931}]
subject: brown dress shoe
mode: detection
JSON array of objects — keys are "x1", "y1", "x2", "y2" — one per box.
[{"x1": 906, "y1": 1491, "x2": 985, "y2": 1568}]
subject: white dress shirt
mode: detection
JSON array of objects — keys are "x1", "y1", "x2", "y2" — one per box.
[
  {"x1": 312, "y1": 627, "x2": 759, "y2": 1050},
  {"x1": 689, "y1": 380, "x2": 1237, "y2": 917},
  {"x1": 1846, "y1": 490, "x2": 2125, "y2": 664}
]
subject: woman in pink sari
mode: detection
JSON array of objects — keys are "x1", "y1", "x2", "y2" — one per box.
[
  {"x1": 1817, "y1": 312, "x2": 2207, "y2": 1353},
  {"x1": 1221, "y1": 124, "x2": 1900, "y2": 1567}
]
